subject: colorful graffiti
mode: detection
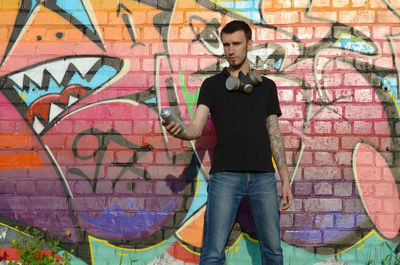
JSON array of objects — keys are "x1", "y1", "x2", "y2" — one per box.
[{"x1": 1, "y1": 0, "x2": 400, "y2": 264}]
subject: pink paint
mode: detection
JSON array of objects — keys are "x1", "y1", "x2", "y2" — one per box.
[{"x1": 354, "y1": 142, "x2": 400, "y2": 238}]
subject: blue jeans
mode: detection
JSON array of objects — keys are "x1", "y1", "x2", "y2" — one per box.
[{"x1": 200, "y1": 172, "x2": 283, "y2": 265}]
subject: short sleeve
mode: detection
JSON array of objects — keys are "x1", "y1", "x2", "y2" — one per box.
[
  {"x1": 197, "y1": 78, "x2": 214, "y2": 110},
  {"x1": 267, "y1": 80, "x2": 282, "y2": 117}
]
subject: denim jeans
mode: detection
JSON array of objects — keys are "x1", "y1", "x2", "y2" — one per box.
[{"x1": 199, "y1": 172, "x2": 283, "y2": 265}]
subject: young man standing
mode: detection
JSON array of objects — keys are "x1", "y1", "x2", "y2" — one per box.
[{"x1": 162, "y1": 20, "x2": 293, "y2": 265}]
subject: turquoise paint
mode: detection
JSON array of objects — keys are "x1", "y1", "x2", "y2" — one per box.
[
  {"x1": 55, "y1": 0, "x2": 95, "y2": 32},
  {"x1": 89, "y1": 236, "x2": 174, "y2": 265}
]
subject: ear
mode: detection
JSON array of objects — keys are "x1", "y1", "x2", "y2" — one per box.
[{"x1": 247, "y1": 39, "x2": 253, "y2": 51}]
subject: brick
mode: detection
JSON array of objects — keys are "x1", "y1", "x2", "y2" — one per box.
[
  {"x1": 15, "y1": 181, "x2": 35, "y2": 194},
  {"x1": 339, "y1": 10, "x2": 375, "y2": 24},
  {"x1": 30, "y1": 196, "x2": 68, "y2": 210},
  {"x1": 0, "y1": 181, "x2": 14, "y2": 194},
  {"x1": 375, "y1": 182, "x2": 395, "y2": 197},
  {"x1": 314, "y1": 151, "x2": 337, "y2": 165},
  {"x1": 294, "y1": 182, "x2": 312, "y2": 195},
  {"x1": 314, "y1": 182, "x2": 332, "y2": 195},
  {"x1": 36, "y1": 181, "x2": 63, "y2": 195},
  {"x1": 297, "y1": 27, "x2": 313, "y2": 40},
  {"x1": 256, "y1": 28, "x2": 275, "y2": 41},
  {"x1": 345, "y1": 105, "x2": 383, "y2": 119},
  {"x1": 343, "y1": 198, "x2": 365, "y2": 212},
  {"x1": 313, "y1": 121, "x2": 332, "y2": 134},
  {"x1": 264, "y1": 11, "x2": 299, "y2": 25},
  {"x1": 304, "y1": 167, "x2": 341, "y2": 180},
  {"x1": 354, "y1": 121, "x2": 373, "y2": 134},
  {"x1": 304, "y1": 198, "x2": 342, "y2": 212},
  {"x1": 333, "y1": 0, "x2": 350, "y2": 7},
  {"x1": 354, "y1": 89, "x2": 373, "y2": 102}
]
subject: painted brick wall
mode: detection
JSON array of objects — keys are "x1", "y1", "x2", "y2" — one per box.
[{"x1": 0, "y1": 0, "x2": 400, "y2": 264}]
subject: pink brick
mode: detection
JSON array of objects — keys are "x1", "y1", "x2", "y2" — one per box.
[
  {"x1": 168, "y1": 42, "x2": 188, "y2": 55},
  {"x1": 354, "y1": 121, "x2": 373, "y2": 134},
  {"x1": 354, "y1": 89, "x2": 373, "y2": 102},
  {"x1": 133, "y1": 120, "x2": 154, "y2": 134},
  {"x1": 314, "y1": 151, "x2": 336, "y2": 165},
  {"x1": 345, "y1": 105, "x2": 383, "y2": 119},
  {"x1": 309, "y1": 136, "x2": 339, "y2": 150},
  {"x1": 333, "y1": 121, "x2": 352, "y2": 134},
  {"x1": 278, "y1": 89, "x2": 294, "y2": 102},
  {"x1": 256, "y1": 28, "x2": 275, "y2": 41},
  {"x1": 313, "y1": 121, "x2": 332, "y2": 134},
  {"x1": 375, "y1": 182, "x2": 395, "y2": 197}
]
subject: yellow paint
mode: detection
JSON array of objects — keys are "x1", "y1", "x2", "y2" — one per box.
[
  {"x1": 209, "y1": 0, "x2": 243, "y2": 15},
  {"x1": 0, "y1": 222, "x2": 33, "y2": 238},
  {"x1": 357, "y1": 243, "x2": 366, "y2": 250},
  {"x1": 178, "y1": 240, "x2": 200, "y2": 255},
  {"x1": 232, "y1": 246, "x2": 239, "y2": 254},
  {"x1": 334, "y1": 33, "x2": 368, "y2": 46},
  {"x1": 390, "y1": 91, "x2": 400, "y2": 117},
  {"x1": 18, "y1": 92, "x2": 27, "y2": 101},
  {"x1": 117, "y1": 253, "x2": 128, "y2": 256}
]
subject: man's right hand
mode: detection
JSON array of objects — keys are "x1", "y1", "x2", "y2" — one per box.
[{"x1": 162, "y1": 121, "x2": 183, "y2": 138}]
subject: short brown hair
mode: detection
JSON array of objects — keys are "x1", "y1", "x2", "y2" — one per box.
[{"x1": 221, "y1": 20, "x2": 252, "y2": 41}]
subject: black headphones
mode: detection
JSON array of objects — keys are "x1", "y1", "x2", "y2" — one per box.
[{"x1": 225, "y1": 67, "x2": 263, "y2": 94}]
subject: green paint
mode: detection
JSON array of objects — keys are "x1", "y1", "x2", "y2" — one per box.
[{"x1": 179, "y1": 70, "x2": 200, "y2": 119}]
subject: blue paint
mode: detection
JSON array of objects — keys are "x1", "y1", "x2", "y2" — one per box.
[
  {"x1": 14, "y1": 78, "x2": 64, "y2": 107},
  {"x1": 379, "y1": 76, "x2": 398, "y2": 98},
  {"x1": 288, "y1": 211, "x2": 365, "y2": 243},
  {"x1": 144, "y1": 97, "x2": 157, "y2": 104},
  {"x1": 68, "y1": 65, "x2": 117, "y2": 89},
  {"x1": 81, "y1": 200, "x2": 175, "y2": 235},
  {"x1": 333, "y1": 34, "x2": 375, "y2": 54},
  {"x1": 212, "y1": 0, "x2": 262, "y2": 23},
  {"x1": 274, "y1": 58, "x2": 282, "y2": 70},
  {"x1": 55, "y1": 0, "x2": 95, "y2": 32}
]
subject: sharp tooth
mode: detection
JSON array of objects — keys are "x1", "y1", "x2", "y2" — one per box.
[
  {"x1": 46, "y1": 60, "x2": 70, "y2": 84},
  {"x1": 9, "y1": 72, "x2": 25, "y2": 88},
  {"x1": 68, "y1": 95, "x2": 79, "y2": 106},
  {"x1": 32, "y1": 116, "x2": 45, "y2": 134},
  {"x1": 24, "y1": 65, "x2": 46, "y2": 87},
  {"x1": 48, "y1": 102, "x2": 65, "y2": 122},
  {"x1": 68, "y1": 58, "x2": 100, "y2": 77}
]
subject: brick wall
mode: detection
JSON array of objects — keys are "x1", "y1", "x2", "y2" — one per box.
[{"x1": 0, "y1": 0, "x2": 400, "y2": 264}]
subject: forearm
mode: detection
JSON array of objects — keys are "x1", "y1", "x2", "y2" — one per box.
[
  {"x1": 176, "y1": 122, "x2": 203, "y2": 141},
  {"x1": 267, "y1": 115, "x2": 290, "y2": 184}
]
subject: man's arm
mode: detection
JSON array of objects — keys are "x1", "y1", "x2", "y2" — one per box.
[
  {"x1": 266, "y1": 114, "x2": 293, "y2": 211},
  {"x1": 162, "y1": 104, "x2": 210, "y2": 140}
]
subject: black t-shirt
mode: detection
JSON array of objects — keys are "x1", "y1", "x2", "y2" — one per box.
[{"x1": 197, "y1": 67, "x2": 282, "y2": 174}]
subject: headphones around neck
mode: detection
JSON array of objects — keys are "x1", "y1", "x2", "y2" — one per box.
[{"x1": 225, "y1": 67, "x2": 263, "y2": 94}]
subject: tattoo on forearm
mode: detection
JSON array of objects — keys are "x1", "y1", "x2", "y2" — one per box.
[{"x1": 266, "y1": 115, "x2": 287, "y2": 172}]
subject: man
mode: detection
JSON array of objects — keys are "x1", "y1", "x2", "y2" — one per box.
[{"x1": 162, "y1": 20, "x2": 293, "y2": 265}]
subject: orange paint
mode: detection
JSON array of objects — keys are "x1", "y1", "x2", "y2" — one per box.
[
  {"x1": 0, "y1": 153, "x2": 43, "y2": 169},
  {"x1": 0, "y1": 133, "x2": 33, "y2": 149},
  {"x1": 175, "y1": 205, "x2": 205, "y2": 248},
  {"x1": 353, "y1": 142, "x2": 400, "y2": 238}
]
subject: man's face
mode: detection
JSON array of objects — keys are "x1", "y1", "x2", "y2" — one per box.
[{"x1": 221, "y1": 30, "x2": 252, "y2": 68}]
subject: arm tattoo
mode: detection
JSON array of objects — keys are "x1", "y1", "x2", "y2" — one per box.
[{"x1": 266, "y1": 115, "x2": 287, "y2": 172}]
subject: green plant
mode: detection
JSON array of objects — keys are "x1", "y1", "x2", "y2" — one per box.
[{"x1": 8, "y1": 228, "x2": 71, "y2": 265}]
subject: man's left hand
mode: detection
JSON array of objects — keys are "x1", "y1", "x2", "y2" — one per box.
[{"x1": 279, "y1": 182, "x2": 293, "y2": 211}]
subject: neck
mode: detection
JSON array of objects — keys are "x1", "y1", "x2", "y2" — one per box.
[{"x1": 228, "y1": 60, "x2": 250, "y2": 77}]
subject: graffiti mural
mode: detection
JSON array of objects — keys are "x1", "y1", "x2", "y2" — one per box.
[{"x1": 1, "y1": 0, "x2": 400, "y2": 264}]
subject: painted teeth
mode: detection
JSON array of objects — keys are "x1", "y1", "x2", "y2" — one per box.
[
  {"x1": 48, "y1": 102, "x2": 65, "y2": 123},
  {"x1": 32, "y1": 116, "x2": 45, "y2": 134},
  {"x1": 68, "y1": 95, "x2": 79, "y2": 106},
  {"x1": 8, "y1": 57, "x2": 100, "y2": 88}
]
